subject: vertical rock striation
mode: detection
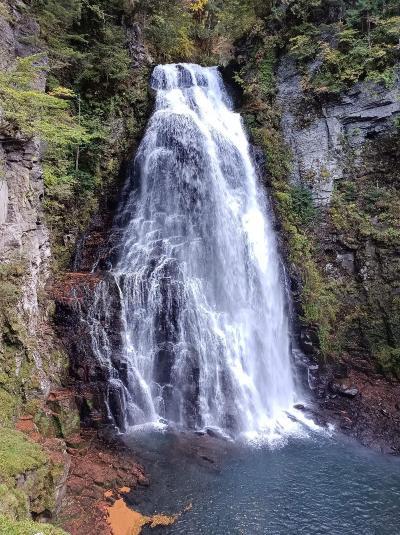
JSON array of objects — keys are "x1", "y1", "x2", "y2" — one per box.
[
  {"x1": 277, "y1": 56, "x2": 400, "y2": 206},
  {"x1": 0, "y1": 2, "x2": 79, "y2": 528},
  {"x1": 0, "y1": 1, "x2": 57, "y2": 406}
]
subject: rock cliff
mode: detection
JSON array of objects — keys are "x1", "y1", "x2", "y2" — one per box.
[
  {"x1": 277, "y1": 56, "x2": 400, "y2": 205},
  {"x1": 0, "y1": 1, "x2": 56, "y2": 405},
  {"x1": 0, "y1": 2, "x2": 78, "y2": 529},
  {"x1": 275, "y1": 55, "x2": 400, "y2": 452}
]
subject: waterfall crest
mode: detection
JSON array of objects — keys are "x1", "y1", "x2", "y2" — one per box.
[{"x1": 87, "y1": 63, "x2": 306, "y2": 439}]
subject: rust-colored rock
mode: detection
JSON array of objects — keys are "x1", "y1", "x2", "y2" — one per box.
[
  {"x1": 311, "y1": 362, "x2": 400, "y2": 453},
  {"x1": 51, "y1": 272, "x2": 104, "y2": 306},
  {"x1": 58, "y1": 430, "x2": 149, "y2": 535},
  {"x1": 15, "y1": 415, "x2": 36, "y2": 434}
]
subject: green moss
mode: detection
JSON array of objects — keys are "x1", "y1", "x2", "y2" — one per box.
[
  {"x1": 0, "y1": 429, "x2": 46, "y2": 480},
  {"x1": 0, "y1": 428, "x2": 66, "y2": 523},
  {"x1": 0, "y1": 263, "x2": 25, "y2": 317},
  {"x1": 376, "y1": 346, "x2": 400, "y2": 376},
  {"x1": 34, "y1": 400, "x2": 80, "y2": 439},
  {"x1": 326, "y1": 134, "x2": 400, "y2": 373},
  {"x1": 0, "y1": 390, "x2": 20, "y2": 428},
  {"x1": 34, "y1": 413, "x2": 61, "y2": 439},
  {"x1": 0, "y1": 262, "x2": 30, "y2": 426},
  {"x1": 251, "y1": 126, "x2": 291, "y2": 182},
  {"x1": 259, "y1": 54, "x2": 276, "y2": 98},
  {"x1": 0, "y1": 264, "x2": 33, "y2": 406},
  {"x1": 56, "y1": 408, "x2": 80, "y2": 438},
  {"x1": 0, "y1": 484, "x2": 29, "y2": 520},
  {"x1": 0, "y1": 515, "x2": 68, "y2": 535}
]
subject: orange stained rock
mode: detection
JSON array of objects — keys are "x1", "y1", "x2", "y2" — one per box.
[
  {"x1": 106, "y1": 497, "x2": 183, "y2": 535},
  {"x1": 149, "y1": 514, "x2": 178, "y2": 527},
  {"x1": 106, "y1": 498, "x2": 151, "y2": 535}
]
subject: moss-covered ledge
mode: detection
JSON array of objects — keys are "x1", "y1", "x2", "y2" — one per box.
[
  {"x1": 0, "y1": 427, "x2": 68, "y2": 532},
  {"x1": 0, "y1": 514, "x2": 67, "y2": 535}
]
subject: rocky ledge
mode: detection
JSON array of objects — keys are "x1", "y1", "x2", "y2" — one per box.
[
  {"x1": 16, "y1": 415, "x2": 149, "y2": 535},
  {"x1": 304, "y1": 359, "x2": 400, "y2": 454},
  {"x1": 58, "y1": 430, "x2": 148, "y2": 535}
]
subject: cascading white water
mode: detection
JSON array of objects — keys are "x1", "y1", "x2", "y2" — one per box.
[{"x1": 86, "y1": 63, "x2": 309, "y2": 440}]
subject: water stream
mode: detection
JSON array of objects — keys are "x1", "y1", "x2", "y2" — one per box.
[{"x1": 87, "y1": 63, "x2": 310, "y2": 440}]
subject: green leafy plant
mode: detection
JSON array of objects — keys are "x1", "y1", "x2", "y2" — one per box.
[
  {"x1": 0, "y1": 56, "x2": 86, "y2": 146},
  {"x1": 290, "y1": 185, "x2": 317, "y2": 225}
]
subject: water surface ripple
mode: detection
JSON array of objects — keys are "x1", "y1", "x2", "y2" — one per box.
[{"x1": 125, "y1": 431, "x2": 400, "y2": 535}]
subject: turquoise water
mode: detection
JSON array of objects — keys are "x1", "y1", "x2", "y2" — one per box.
[{"x1": 124, "y1": 430, "x2": 400, "y2": 535}]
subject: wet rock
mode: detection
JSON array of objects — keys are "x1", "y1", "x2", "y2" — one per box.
[
  {"x1": 206, "y1": 428, "x2": 220, "y2": 439},
  {"x1": 200, "y1": 455, "x2": 215, "y2": 464},
  {"x1": 58, "y1": 430, "x2": 148, "y2": 535},
  {"x1": 314, "y1": 365, "x2": 400, "y2": 454},
  {"x1": 336, "y1": 252, "x2": 355, "y2": 274},
  {"x1": 330, "y1": 381, "x2": 358, "y2": 398},
  {"x1": 342, "y1": 387, "x2": 359, "y2": 398},
  {"x1": 299, "y1": 329, "x2": 319, "y2": 355},
  {"x1": 53, "y1": 272, "x2": 125, "y2": 430},
  {"x1": 331, "y1": 363, "x2": 348, "y2": 379}
]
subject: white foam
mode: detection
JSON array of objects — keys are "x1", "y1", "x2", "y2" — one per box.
[{"x1": 84, "y1": 64, "x2": 309, "y2": 439}]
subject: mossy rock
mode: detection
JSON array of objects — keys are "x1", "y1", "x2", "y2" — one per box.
[
  {"x1": 33, "y1": 412, "x2": 62, "y2": 439},
  {"x1": 0, "y1": 428, "x2": 46, "y2": 481},
  {"x1": 0, "y1": 484, "x2": 29, "y2": 520},
  {"x1": 0, "y1": 389, "x2": 20, "y2": 427},
  {"x1": 0, "y1": 514, "x2": 68, "y2": 535},
  {"x1": 0, "y1": 428, "x2": 62, "y2": 518},
  {"x1": 56, "y1": 408, "x2": 80, "y2": 438},
  {"x1": 47, "y1": 396, "x2": 80, "y2": 438}
]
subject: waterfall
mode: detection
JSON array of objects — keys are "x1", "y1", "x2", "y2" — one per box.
[{"x1": 86, "y1": 63, "x2": 307, "y2": 440}]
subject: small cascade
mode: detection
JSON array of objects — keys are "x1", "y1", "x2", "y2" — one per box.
[{"x1": 84, "y1": 63, "x2": 306, "y2": 439}]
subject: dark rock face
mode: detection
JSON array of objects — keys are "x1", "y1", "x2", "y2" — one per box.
[
  {"x1": 308, "y1": 361, "x2": 400, "y2": 454},
  {"x1": 299, "y1": 329, "x2": 320, "y2": 355},
  {"x1": 329, "y1": 381, "x2": 358, "y2": 398},
  {"x1": 126, "y1": 22, "x2": 154, "y2": 69},
  {"x1": 53, "y1": 272, "x2": 124, "y2": 429}
]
